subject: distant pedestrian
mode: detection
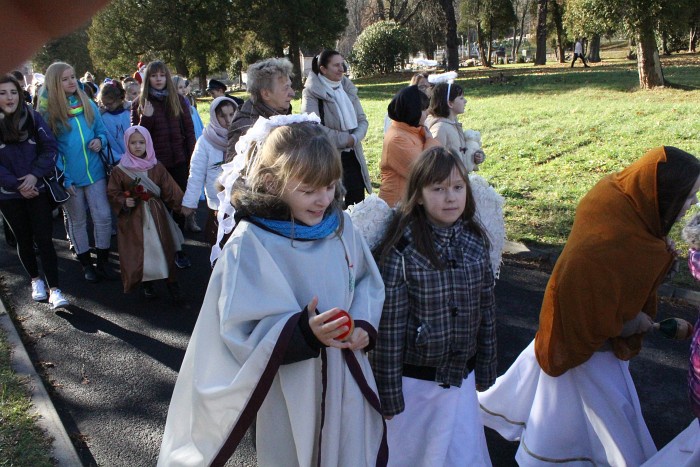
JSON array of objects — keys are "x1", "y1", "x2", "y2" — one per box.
[
  {"x1": 371, "y1": 146, "x2": 496, "y2": 466},
  {"x1": 479, "y1": 147, "x2": 700, "y2": 466},
  {"x1": 0, "y1": 73, "x2": 69, "y2": 309},
  {"x1": 571, "y1": 39, "x2": 590, "y2": 68},
  {"x1": 107, "y1": 126, "x2": 185, "y2": 302},
  {"x1": 39, "y1": 62, "x2": 119, "y2": 283}
]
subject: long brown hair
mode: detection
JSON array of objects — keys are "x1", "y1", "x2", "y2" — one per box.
[
  {"x1": 0, "y1": 74, "x2": 28, "y2": 143},
  {"x1": 139, "y1": 61, "x2": 182, "y2": 118},
  {"x1": 42, "y1": 62, "x2": 96, "y2": 136},
  {"x1": 378, "y1": 146, "x2": 487, "y2": 268}
]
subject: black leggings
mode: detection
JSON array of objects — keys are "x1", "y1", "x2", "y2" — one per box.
[
  {"x1": 0, "y1": 191, "x2": 59, "y2": 287},
  {"x1": 341, "y1": 150, "x2": 366, "y2": 208}
]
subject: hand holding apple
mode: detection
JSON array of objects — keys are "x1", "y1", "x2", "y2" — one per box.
[{"x1": 307, "y1": 297, "x2": 353, "y2": 349}]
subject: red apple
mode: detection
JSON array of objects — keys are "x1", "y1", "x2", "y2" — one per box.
[{"x1": 326, "y1": 309, "x2": 354, "y2": 341}]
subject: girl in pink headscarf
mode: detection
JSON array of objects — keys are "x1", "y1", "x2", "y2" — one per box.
[{"x1": 107, "y1": 125, "x2": 186, "y2": 302}]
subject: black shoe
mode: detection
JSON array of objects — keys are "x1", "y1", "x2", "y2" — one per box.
[
  {"x1": 175, "y1": 251, "x2": 191, "y2": 269},
  {"x1": 166, "y1": 281, "x2": 184, "y2": 304},
  {"x1": 83, "y1": 264, "x2": 100, "y2": 283},
  {"x1": 96, "y1": 249, "x2": 120, "y2": 281},
  {"x1": 142, "y1": 282, "x2": 157, "y2": 299},
  {"x1": 77, "y1": 252, "x2": 100, "y2": 283}
]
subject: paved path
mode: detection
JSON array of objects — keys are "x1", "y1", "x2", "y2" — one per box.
[{"x1": 0, "y1": 207, "x2": 697, "y2": 466}]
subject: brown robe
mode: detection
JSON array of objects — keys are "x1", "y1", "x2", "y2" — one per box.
[
  {"x1": 535, "y1": 147, "x2": 675, "y2": 376},
  {"x1": 107, "y1": 162, "x2": 184, "y2": 293}
]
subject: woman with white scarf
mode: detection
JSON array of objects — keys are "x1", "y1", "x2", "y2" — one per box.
[
  {"x1": 181, "y1": 97, "x2": 236, "y2": 245},
  {"x1": 301, "y1": 50, "x2": 372, "y2": 207}
]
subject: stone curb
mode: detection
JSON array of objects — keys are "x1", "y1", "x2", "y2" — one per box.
[
  {"x1": 504, "y1": 240, "x2": 700, "y2": 307},
  {"x1": 0, "y1": 297, "x2": 82, "y2": 466}
]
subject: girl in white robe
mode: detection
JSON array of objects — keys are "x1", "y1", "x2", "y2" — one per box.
[{"x1": 158, "y1": 120, "x2": 387, "y2": 466}]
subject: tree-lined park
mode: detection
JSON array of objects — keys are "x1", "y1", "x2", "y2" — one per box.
[{"x1": 2, "y1": 0, "x2": 700, "y2": 465}]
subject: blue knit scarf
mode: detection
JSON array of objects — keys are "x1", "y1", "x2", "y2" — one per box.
[{"x1": 250, "y1": 211, "x2": 340, "y2": 240}]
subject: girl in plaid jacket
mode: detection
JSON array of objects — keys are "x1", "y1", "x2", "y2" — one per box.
[{"x1": 371, "y1": 146, "x2": 497, "y2": 466}]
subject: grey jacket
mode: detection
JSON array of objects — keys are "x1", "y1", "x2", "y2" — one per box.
[{"x1": 301, "y1": 73, "x2": 372, "y2": 193}]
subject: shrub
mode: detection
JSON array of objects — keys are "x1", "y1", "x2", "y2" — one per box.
[{"x1": 350, "y1": 21, "x2": 413, "y2": 77}]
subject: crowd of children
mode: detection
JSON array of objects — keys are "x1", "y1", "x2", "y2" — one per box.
[{"x1": 2, "y1": 58, "x2": 700, "y2": 467}]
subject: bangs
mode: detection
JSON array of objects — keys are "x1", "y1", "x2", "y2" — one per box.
[
  {"x1": 422, "y1": 148, "x2": 467, "y2": 186},
  {"x1": 148, "y1": 62, "x2": 168, "y2": 76},
  {"x1": 286, "y1": 134, "x2": 342, "y2": 188}
]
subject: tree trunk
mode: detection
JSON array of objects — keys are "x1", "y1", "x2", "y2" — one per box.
[
  {"x1": 690, "y1": 26, "x2": 697, "y2": 53},
  {"x1": 534, "y1": 0, "x2": 548, "y2": 65},
  {"x1": 587, "y1": 34, "x2": 601, "y2": 62},
  {"x1": 512, "y1": 0, "x2": 530, "y2": 62},
  {"x1": 197, "y1": 72, "x2": 207, "y2": 93},
  {"x1": 511, "y1": 23, "x2": 518, "y2": 62},
  {"x1": 636, "y1": 19, "x2": 664, "y2": 89},
  {"x1": 439, "y1": 0, "x2": 460, "y2": 71},
  {"x1": 476, "y1": 21, "x2": 489, "y2": 67},
  {"x1": 550, "y1": 1, "x2": 565, "y2": 64},
  {"x1": 661, "y1": 31, "x2": 670, "y2": 55},
  {"x1": 288, "y1": 36, "x2": 303, "y2": 90}
]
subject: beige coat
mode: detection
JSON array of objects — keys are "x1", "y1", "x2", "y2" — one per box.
[
  {"x1": 425, "y1": 115, "x2": 476, "y2": 172},
  {"x1": 301, "y1": 73, "x2": 372, "y2": 193}
]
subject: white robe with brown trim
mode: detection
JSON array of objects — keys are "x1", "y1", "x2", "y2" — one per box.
[{"x1": 158, "y1": 212, "x2": 386, "y2": 466}]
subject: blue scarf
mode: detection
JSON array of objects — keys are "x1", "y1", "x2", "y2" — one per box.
[{"x1": 250, "y1": 211, "x2": 340, "y2": 240}]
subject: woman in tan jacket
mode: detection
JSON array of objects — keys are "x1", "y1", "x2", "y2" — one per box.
[
  {"x1": 425, "y1": 82, "x2": 485, "y2": 172},
  {"x1": 301, "y1": 50, "x2": 371, "y2": 207},
  {"x1": 379, "y1": 85, "x2": 441, "y2": 207}
]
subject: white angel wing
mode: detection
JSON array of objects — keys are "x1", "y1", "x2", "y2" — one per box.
[
  {"x1": 469, "y1": 174, "x2": 505, "y2": 278},
  {"x1": 345, "y1": 194, "x2": 394, "y2": 251}
]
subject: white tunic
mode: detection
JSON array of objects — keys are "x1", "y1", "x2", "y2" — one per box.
[
  {"x1": 478, "y1": 341, "x2": 657, "y2": 466},
  {"x1": 158, "y1": 213, "x2": 386, "y2": 466},
  {"x1": 642, "y1": 420, "x2": 700, "y2": 467}
]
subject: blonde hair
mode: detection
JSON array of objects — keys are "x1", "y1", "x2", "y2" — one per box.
[
  {"x1": 43, "y1": 62, "x2": 96, "y2": 136},
  {"x1": 139, "y1": 61, "x2": 182, "y2": 118},
  {"x1": 247, "y1": 122, "x2": 342, "y2": 196}
]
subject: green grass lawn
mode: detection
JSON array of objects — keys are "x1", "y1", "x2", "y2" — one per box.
[
  {"x1": 198, "y1": 50, "x2": 700, "y2": 258},
  {"x1": 0, "y1": 327, "x2": 53, "y2": 466}
]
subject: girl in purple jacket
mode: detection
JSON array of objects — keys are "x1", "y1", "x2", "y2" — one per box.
[
  {"x1": 131, "y1": 61, "x2": 195, "y2": 267},
  {"x1": 0, "y1": 74, "x2": 69, "y2": 309}
]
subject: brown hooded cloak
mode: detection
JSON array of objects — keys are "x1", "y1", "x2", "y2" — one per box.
[{"x1": 535, "y1": 147, "x2": 676, "y2": 376}]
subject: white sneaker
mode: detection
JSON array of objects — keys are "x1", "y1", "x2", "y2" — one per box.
[
  {"x1": 48, "y1": 289, "x2": 69, "y2": 310},
  {"x1": 31, "y1": 279, "x2": 48, "y2": 301}
]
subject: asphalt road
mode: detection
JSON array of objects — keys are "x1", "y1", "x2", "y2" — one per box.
[{"x1": 0, "y1": 205, "x2": 697, "y2": 466}]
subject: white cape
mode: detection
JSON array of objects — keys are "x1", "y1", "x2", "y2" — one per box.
[
  {"x1": 479, "y1": 341, "x2": 656, "y2": 466},
  {"x1": 158, "y1": 213, "x2": 387, "y2": 466},
  {"x1": 642, "y1": 420, "x2": 700, "y2": 467}
]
